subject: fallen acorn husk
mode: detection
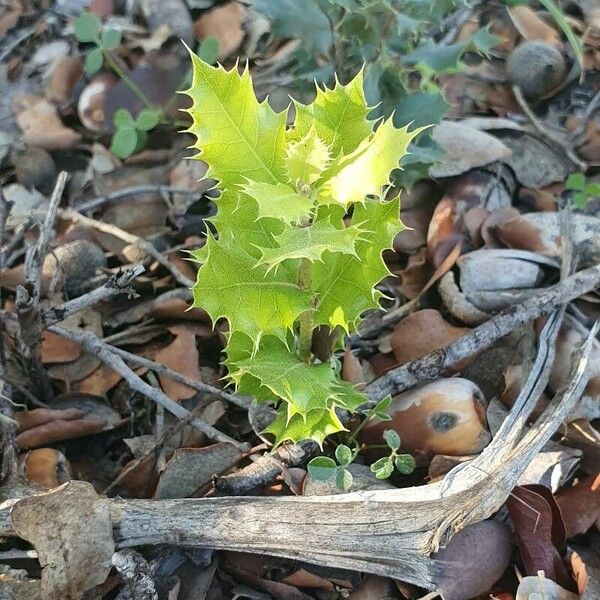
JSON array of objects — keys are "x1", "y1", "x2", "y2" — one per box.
[
  {"x1": 361, "y1": 377, "x2": 492, "y2": 459},
  {"x1": 457, "y1": 249, "x2": 558, "y2": 311}
]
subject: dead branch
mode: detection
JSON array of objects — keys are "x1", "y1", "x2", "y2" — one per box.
[
  {"x1": 47, "y1": 325, "x2": 248, "y2": 449},
  {"x1": 365, "y1": 262, "x2": 600, "y2": 401},
  {"x1": 15, "y1": 172, "x2": 69, "y2": 401},
  {"x1": 40, "y1": 263, "x2": 145, "y2": 327}
]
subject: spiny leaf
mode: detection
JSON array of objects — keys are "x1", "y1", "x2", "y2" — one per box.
[
  {"x1": 264, "y1": 405, "x2": 346, "y2": 447},
  {"x1": 311, "y1": 197, "x2": 402, "y2": 331},
  {"x1": 257, "y1": 217, "x2": 364, "y2": 272},
  {"x1": 229, "y1": 336, "x2": 343, "y2": 419},
  {"x1": 319, "y1": 119, "x2": 425, "y2": 206},
  {"x1": 289, "y1": 70, "x2": 373, "y2": 158},
  {"x1": 241, "y1": 180, "x2": 313, "y2": 226},
  {"x1": 285, "y1": 127, "x2": 331, "y2": 187},
  {"x1": 184, "y1": 53, "x2": 287, "y2": 188},
  {"x1": 192, "y1": 237, "x2": 310, "y2": 344}
]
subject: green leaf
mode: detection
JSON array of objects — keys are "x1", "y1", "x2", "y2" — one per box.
[
  {"x1": 307, "y1": 456, "x2": 337, "y2": 480},
  {"x1": 470, "y1": 27, "x2": 503, "y2": 57},
  {"x1": 319, "y1": 119, "x2": 425, "y2": 206},
  {"x1": 230, "y1": 336, "x2": 344, "y2": 418},
  {"x1": 394, "y1": 453, "x2": 416, "y2": 475},
  {"x1": 573, "y1": 192, "x2": 587, "y2": 209},
  {"x1": 250, "y1": 0, "x2": 333, "y2": 53},
  {"x1": 585, "y1": 183, "x2": 600, "y2": 197},
  {"x1": 113, "y1": 108, "x2": 135, "y2": 130},
  {"x1": 335, "y1": 444, "x2": 353, "y2": 466},
  {"x1": 197, "y1": 36, "x2": 220, "y2": 65},
  {"x1": 110, "y1": 127, "x2": 138, "y2": 159},
  {"x1": 402, "y1": 40, "x2": 465, "y2": 72},
  {"x1": 311, "y1": 197, "x2": 402, "y2": 331},
  {"x1": 566, "y1": 172, "x2": 586, "y2": 192},
  {"x1": 184, "y1": 53, "x2": 287, "y2": 187},
  {"x1": 84, "y1": 48, "x2": 104, "y2": 75},
  {"x1": 383, "y1": 429, "x2": 401, "y2": 450},
  {"x1": 257, "y1": 218, "x2": 364, "y2": 272},
  {"x1": 286, "y1": 127, "x2": 331, "y2": 187},
  {"x1": 192, "y1": 237, "x2": 310, "y2": 344},
  {"x1": 135, "y1": 109, "x2": 160, "y2": 131},
  {"x1": 336, "y1": 468, "x2": 353, "y2": 492},
  {"x1": 392, "y1": 90, "x2": 449, "y2": 128},
  {"x1": 370, "y1": 456, "x2": 394, "y2": 479},
  {"x1": 265, "y1": 405, "x2": 346, "y2": 446},
  {"x1": 290, "y1": 70, "x2": 373, "y2": 158},
  {"x1": 240, "y1": 180, "x2": 314, "y2": 225},
  {"x1": 101, "y1": 28, "x2": 122, "y2": 50},
  {"x1": 74, "y1": 12, "x2": 101, "y2": 42}
]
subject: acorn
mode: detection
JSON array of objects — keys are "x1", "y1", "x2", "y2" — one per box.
[
  {"x1": 506, "y1": 41, "x2": 567, "y2": 99},
  {"x1": 22, "y1": 448, "x2": 72, "y2": 488},
  {"x1": 361, "y1": 378, "x2": 491, "y2": 458}
]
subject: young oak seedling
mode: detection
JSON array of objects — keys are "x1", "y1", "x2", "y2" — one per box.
[{"x1": 184, "y1": 52, "x2": 425, "y2": 446}]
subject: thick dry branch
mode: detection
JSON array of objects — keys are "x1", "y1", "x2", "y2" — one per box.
[
  {"x1": 48, "y1": 325, "x2": 247, "y2": 449},
  {"x1": 7, "y1": 323, "x2": 596, "y2": 594},
  {"x1": 365, "y1": 262, "x2": 600, "y2": 401},
  {"x1": 41, "y1": 264, "x2": 145, "y2": 326}
]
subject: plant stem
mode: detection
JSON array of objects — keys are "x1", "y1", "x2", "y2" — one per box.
[
  {"x1": 346, "y1": 415, "x2": 373, "y2": 445},
  {"x1": 298, "y1": 258, "x2": 313, "y2": 362},
  {"x1": 102, "y1": 49, "x2": 156, "y2": 113}
]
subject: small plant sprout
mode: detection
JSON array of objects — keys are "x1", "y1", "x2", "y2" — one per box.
[
  {"x1": 370, "y1": 430, "x2": 416, "y2": 480},
  {"x1": 184, "y1": 48, "x2": 428, "y2": 449},
  {"x1": 307, "y1": 444, "x2": 357, "y2": 492},
  {"x1": 566, "y1": 173, "x2": 600, "y2": 209}
]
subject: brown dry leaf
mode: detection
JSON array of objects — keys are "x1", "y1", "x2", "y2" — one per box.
[
  {"x1": 116, "y1": 453, "x2": 160, "y2": 498},
  {"x1": 13, "y1": 95, "x2": 81, "y2": 150},
  {"x1": 0, "y1": 0, "x2": 22, "y2": 37},
  {"x1": 396, "y1": 248, "x2": 432, "y2": 300},
  {"x1": 342, "y1": 346, "x2": 365, "y2": 387},
  {"x1": 506, "y1": 485, "x2": 574, "y2": 590},
  {"x1": 555, "y1": 474, "x2": 600, "y2": 539},
  {"x1": 193, "y1": 2, "x2": 246, "y2": 59},
  {"x1": 390, "y1": 309, "x2": 470, "y2": 367},
  {"x1": 508, "y1": 6, "x2": 561, "y2": 44},
  {"x1": 515, "y1": 574, "x2": 579, "y2": 600},
  {"x1": 45, "y1": 56, "x2": 83, "y2": 105},
  {"x1": 560, "y1": 420, "x2": 600, "y2": 475},
  {"x1": 432, "y1": 520, "x2": 513, "y2": 600},
  {"x1": 153, "y1": 443, "x2": 243, "y2": 499},
  {"x1": 72, "y1": 363, "x2": 122, "y2": 395},
  {"x1": 11, "y1": 481, "x2": 114, "y2": 599},
  {"x1": 41, "y1": 330, "x2": 82, "y2": 363},
  {"x1": 282, "y1": 569, "x2": 335, "y2": 592},
  {"x1": 258, "y1": 578, "x2": 315, "y2": 600},
  {"x1": 429, "y1": 121, "x2": 511, "y2": 178},
  {"x1": 154, "y1": 324, "x2": 204, "y2": 400}
]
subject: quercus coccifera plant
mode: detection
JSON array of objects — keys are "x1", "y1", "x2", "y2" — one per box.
[{"x1": 183, "y1": 50, "x2": 425, "y2": 446}]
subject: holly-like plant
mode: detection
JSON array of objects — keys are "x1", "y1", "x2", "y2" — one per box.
[{"x1": 184, "y1": 52, "x2": 425, "y2": 445}]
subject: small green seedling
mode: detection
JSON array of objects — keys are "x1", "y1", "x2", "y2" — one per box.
[
  {"x1": 370, "y1": 430, "x2": 416, "y2": 480},
  {"x1": 566, "y1": 173, "x2": 600, "y2": 209},
  {"x1": 307, "y1": 444, "x2": 356, "y2": 492},
  {"x1": 184, "y1": 52, "x2": 429, "y2": 447},
  {"x1": 110, "y1": 108, "x2": 161, "y2": 159},
  {"x1": 73, "y1": 12, "x2": 123, "y2": 76}
]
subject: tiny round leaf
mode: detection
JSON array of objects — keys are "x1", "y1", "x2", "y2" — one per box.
[
  {"x1": 307, "y1": 456, "x2": 337, "y2": 481},
  {"x1": 101, "y1": 28, "x2": 122, "y2": 50},
  {"x1": 336, "y1": 468, "x2": 353, "y2": 492},
  {"x1": 383, "y1": 429, "x2": 401, "y2": 450},
  {"x1": 394, "y1": 454, "x2": 416, "y2": 475},
  {"x1": 370, "y1": 457, "x2": 394, "y2": 480},
  {"x1": 74, "y1": 12, "x2": 101, "y2": 42},
  {"x1": 84, "y1": 48, "x2": 103, "y2": 75},
  {"x1": 197, "y1": 37, "x2": 220, "y2": 65},
  {"x1": 335, "y1": 444, "x2": 353, "y2": 466},
  {"x1": 110, "y1": 127, "x2": 138, "y2": 159},
  {"x1": 135, "y1": 109, "x2": 161, "y2": 132},
  {"x1": 113, "y1": 108, "x2": 135, "y2": 130}
]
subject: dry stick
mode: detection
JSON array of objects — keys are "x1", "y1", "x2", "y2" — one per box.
[
  {"x1": 216, "y1": 262, "x2": 600, "y2": 494},
  {"x1": 16, "y1": 172, "x2": 69, "y2": 401},
  {"x1": 41, "y1": 263, "x2": 145, "y2": 326},
  {"x1": 59, "y1": 209, "x2": 195, "y2": 288},
  {"x1": 47, "y1": 325, "x2": 247, "y2": 450},
  {"x1": 512, "y1": 84, "x2": 588, "y2": 171},
  {"x1": 76, "y1": 185, "x2": 201, "y2": 213}
]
